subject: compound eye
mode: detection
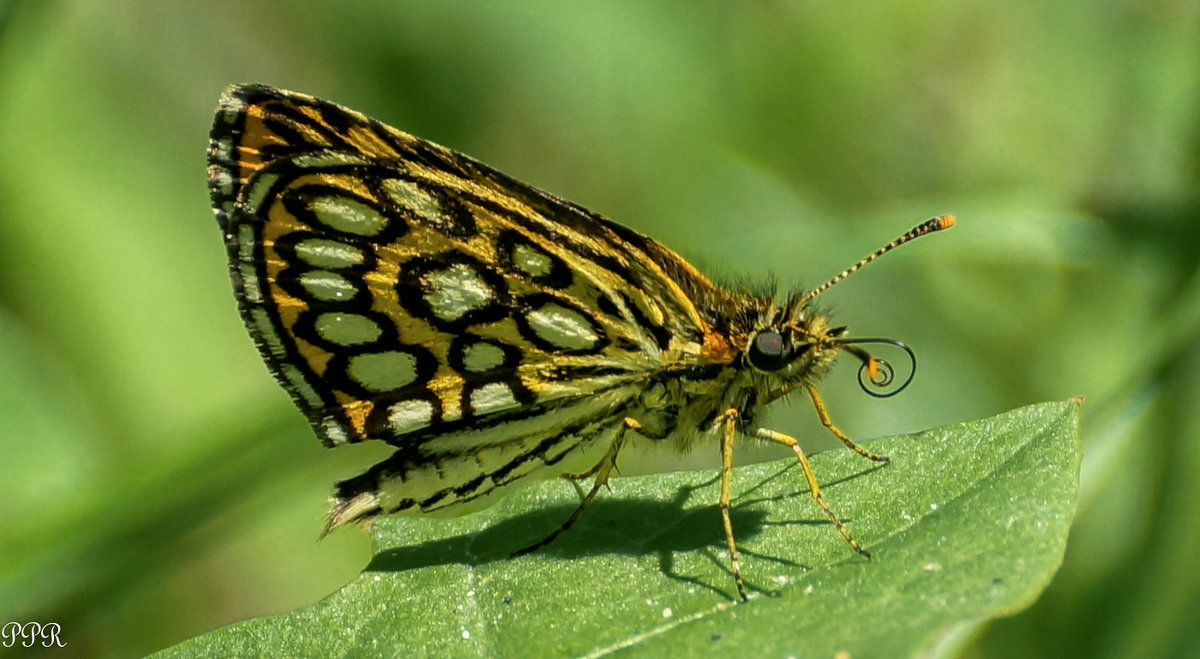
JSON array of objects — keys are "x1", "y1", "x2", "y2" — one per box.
[{"x1": 747, "y1": 330, "x2": 792, "y2": 372}]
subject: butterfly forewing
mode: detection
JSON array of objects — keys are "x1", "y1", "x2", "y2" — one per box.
[{"x1": 207, "y1": 85, "x2": 746, "y2": 515}]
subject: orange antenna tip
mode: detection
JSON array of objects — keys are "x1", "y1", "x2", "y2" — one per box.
[{"x1": 795, "y1": 213, "x2": 957, "y2": 307}]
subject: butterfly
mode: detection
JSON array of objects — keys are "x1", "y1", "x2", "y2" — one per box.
[{"x1": 206, "y1": 83, "x2": 953, "y2": 601}]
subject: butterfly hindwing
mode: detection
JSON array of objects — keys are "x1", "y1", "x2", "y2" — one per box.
[{"x1": 207, "y1": 85, "x2": 729, "y2": 455}]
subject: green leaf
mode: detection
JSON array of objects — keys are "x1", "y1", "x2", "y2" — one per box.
[{"x1": 154, "y1": 400, "x2": 1080, "y2": 658}]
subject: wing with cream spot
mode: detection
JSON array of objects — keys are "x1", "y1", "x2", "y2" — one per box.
[{"x1": 207, "y1": 84, "x2": 736, "y2": 452}]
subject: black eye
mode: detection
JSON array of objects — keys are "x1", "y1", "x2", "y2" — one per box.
[{"x1": 747, "y1": 330, "x2": 791, "y2": 371}]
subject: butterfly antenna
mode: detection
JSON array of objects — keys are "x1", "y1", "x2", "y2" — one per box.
[{"x1": 796, "y1": 214, "x2": 955, "y2": 309}]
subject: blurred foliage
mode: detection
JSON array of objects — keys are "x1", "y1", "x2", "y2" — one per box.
[{"x1": 0, "y1": 1, "x2": 1195, "y2": 657}]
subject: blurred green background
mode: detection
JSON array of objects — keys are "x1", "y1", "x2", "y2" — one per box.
[{"x1": 0, "y1": 1, "x2": 1197, "y2": 657}]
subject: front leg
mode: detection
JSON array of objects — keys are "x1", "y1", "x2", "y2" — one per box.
[
  {"x1": 754, "y1": 426, "x2": 872, "y2": 559},
  {"x1": 806, "y1": 384, "x2": 889, "y2": 463}
]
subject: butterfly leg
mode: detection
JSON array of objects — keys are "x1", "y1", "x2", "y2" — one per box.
[
  {"x1": 563, "y1": 454, "x2": 610, "y2": 481},
  {"x1": 715, "y1": 408, "x2": 750, "y2": 601},
  {"x1": 806, "y1": 384, "x2": 890, "y2": 463},
  {"x1": 509, "y1": 420, "x2": 631, "y2": 558},
  {"x1": 754, "y1": 425, "x2": 872, "y2": 559}
]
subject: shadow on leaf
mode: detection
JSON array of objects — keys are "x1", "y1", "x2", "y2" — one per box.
[
  {"x1": 364, "y1": 499, "x2": 772, "y2": 570},
  {"x1": 359, "y1": 458, "x2": 888, "y2": 597}
]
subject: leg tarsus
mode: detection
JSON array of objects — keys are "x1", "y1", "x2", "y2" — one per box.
[
  {"x1": 509, "y1": 475, "x2": 608, "y2": 558},
  {"x1": 508, "y1": 419, "x2": 631, "y2": 558}
]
